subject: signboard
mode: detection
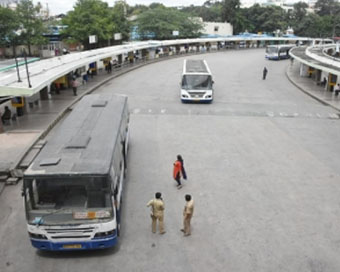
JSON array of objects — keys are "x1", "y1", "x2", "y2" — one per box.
[
  {"x1": 114, "y1": 33, "x2": 122, "y2": 40},
  {"x1": 89, "y1": 35, "x2": 97, "y2": 44},
  {"x1": 11, "y1": 96, "x2": 24, "y2": 107},
  {"x1": 173, "y1": 31, "x2": 179, "y2": 36}
]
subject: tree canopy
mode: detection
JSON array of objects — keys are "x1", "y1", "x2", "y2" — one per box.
[
  {"x1": 135, "y1": 7, "x2": 203, "y2": 40},
  {"x1": 0, "y1": 0, "x2": 46, "y2": 56},
  {"x1": 0, "y1": 6, "x2": 19, "y2": 48},
  {"x1": 61, "y1": 0, "x2": 130, "y2": 49}
]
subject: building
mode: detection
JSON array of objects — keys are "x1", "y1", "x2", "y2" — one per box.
[
  {"x1": 202, "y1": 22, "x2": 233, "y2": 37},
  {"x1": 0, "y1": 0, "x2": 20, "y2": 8}
]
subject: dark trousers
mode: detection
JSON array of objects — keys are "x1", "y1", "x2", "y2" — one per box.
[
  {"x1": 175, "y1": 173, "x2": 181, "y2": 186},
  {"x1": 73, "y1": 87, "x2": 77, "y2": 96}
]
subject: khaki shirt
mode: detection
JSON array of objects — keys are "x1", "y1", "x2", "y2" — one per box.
[
  {"x1": 183, "y1": 199, "x2": 194, "y2": 217},
  {"x1": 147, "y1": 199, "x2": 164, "y2": 217}
]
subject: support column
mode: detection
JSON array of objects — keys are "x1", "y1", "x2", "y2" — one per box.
[
  {"x1": 299, "y1": 63, "x2": 309, "y2": 77},
  {"x1": 0, "y1": 118, "x2": 4, "y2": 134},
  {"x1": 117, "y1": 54, "x2": 123, "y2": 65},
  {"x1": 40, "y1": 86, "x2": 49, "y2": 100}
]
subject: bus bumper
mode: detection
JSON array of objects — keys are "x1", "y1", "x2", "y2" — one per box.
[
  {"x1": 30, "y1": 235, "x2": 117, "y2": 251},
  {"x1": 181, "y1": 98, "x2": 212, "y2": 103}
]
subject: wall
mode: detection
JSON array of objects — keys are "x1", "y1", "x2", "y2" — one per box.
[{"x1": 203, "y1": 22, "x2": 233, "y2": 36}]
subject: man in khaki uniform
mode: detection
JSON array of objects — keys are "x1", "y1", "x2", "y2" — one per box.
[
  {"x1": 147, "y1": 192, "x2": 166, "y2": 234},
  {"x1": 181, "y1": 194, "x2": 194, "y2": 236}
]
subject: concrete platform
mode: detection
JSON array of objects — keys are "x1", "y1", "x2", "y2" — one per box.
[{"x1": 286, "y1": 60, "x2": 340, "y2": 112}]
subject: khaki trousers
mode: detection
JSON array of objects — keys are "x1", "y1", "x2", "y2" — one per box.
[
  {"x1": 183, "y1": 215, "x2": 192, "y2": 235},
  {"x1": 151, "y1": 214, "x2": 164, "y2": 233}
]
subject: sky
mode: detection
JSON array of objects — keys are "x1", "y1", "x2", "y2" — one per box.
[{"x1": 33, "y1": 0, "x2": 209, "y2": 15}]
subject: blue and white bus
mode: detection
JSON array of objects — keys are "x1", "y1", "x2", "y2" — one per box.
[
  {"x1": 265, "y1": 44, "x2": 295, "y2": 60},
  {"x1": 180, "y1": 59, "x2": 214, "y2": 103},
  {"x1": 23, "y1": 94, "x2": 129, "y2": 251}
]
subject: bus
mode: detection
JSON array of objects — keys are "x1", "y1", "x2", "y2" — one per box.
[
  {"x1": 265, "y1": 44, "x2": 295, "y2": 60},
  {"x1": 22, "y1": 94, "x2": 129, "y2": 251},
  {"x1": 180, "y1": 59, "x2": 214, "y2": 103}
]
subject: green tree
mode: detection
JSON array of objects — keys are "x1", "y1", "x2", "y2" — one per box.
[
  {"x1": 128, "y1": 4, "x2": 146, "y2": 15},
  {"x1": 110, "y1": 1, "x2": 130, "y2": 43},
  {"x1": 16, "y1": 0, "x2": 47, "y2": 56},
  {"x1": 242, "y1": 4, "x2": 288, "y2": 34},
  {"x1": 292, "y1": 1, "x2": 308, "y2": 22},
  {"x1": 135, "y1": 7, "x2": 203, "y2": 40},
  {"x1": 315, "y1": 0, "x2": 337, "y2": 16},
  {"x1": 62, "y1": 0, "x2": 116, "y2": 49},
  {"x1": 314, "y1": 0, "x2": 340, "y2": 37},
  {"x1": 181, "y1": 2, "x2": 223, "y2": 22},
  {"x1": 221, "y1": 0, "x2": 240, "y2": 24},
  {"x1": 0, "y1": 7, "x2": 19, "y2": 48}
]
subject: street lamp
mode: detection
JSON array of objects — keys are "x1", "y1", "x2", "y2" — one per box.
[
  {"x1": 23, "y1": 49, "x2": 32, "y2": 88},
  {"x1": 13, "y1": 30, "x2": 21, "y2": 83},
  {"x1": 17, "y1": 28, "x2": 32, "y2": 88}
]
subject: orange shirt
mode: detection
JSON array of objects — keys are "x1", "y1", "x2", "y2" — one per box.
[{"x1": 173, "y1": 160, "x2": 182, "y2": 179}]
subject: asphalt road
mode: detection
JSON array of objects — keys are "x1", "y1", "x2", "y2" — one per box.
[{"x1": 1, "y1": 49, "x2": 340, "y2": 272}]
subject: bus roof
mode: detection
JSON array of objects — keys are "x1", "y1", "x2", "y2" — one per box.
[
  {"x1": 184, "y1": 59, "x2": 211, "y2": 74},
  {"x1": 24, "y1": 94, "x2": 128, "y2": 178},
  {"x1": 266, "y1": 44, "x2": 295, "y2": 48}
]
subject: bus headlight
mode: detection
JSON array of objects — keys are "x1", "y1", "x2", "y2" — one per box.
[
  {"x1": 182, "y1": 94, "x2": 189, "y2": 98},
  {"x1": 93, "y1": 229, "x2": 116, "y2": 239},
  {"x1": 28, "y1": 232, "x2": 48, "y2": 240}
]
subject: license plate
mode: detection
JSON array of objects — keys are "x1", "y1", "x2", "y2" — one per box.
[{"x1": 63, "y1": 244, "x2": 82, "y2": 249}]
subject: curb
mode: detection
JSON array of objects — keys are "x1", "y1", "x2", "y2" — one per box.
[{"x1": 285, "y1": 65, "x2": 340, "y2": 112}]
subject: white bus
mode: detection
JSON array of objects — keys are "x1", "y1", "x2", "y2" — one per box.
[
  {"x1": 23, "y1": 94, "x2": 129, "y2": 251},
  {"x1": 265, "y1": 44, "x2": 295, "y2": 60},
  {"x1": 180, "y1": 59, "x2": 214, "y2": 103}
]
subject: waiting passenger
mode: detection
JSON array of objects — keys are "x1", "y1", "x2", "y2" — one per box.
[
  {"x1": 335, "y1": 84, "x2": 340, "y2": 96},
  {"x1": 1, "y1": 106, "x2": 11, "y2": 124}
]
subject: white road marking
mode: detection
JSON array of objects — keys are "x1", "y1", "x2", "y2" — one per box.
[{"x1": 329, "y1": 113, "x2": 339, "y2": 119}]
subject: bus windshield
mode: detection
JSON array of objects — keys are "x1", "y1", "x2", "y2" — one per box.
[
  {"x1": 266, "y1": 46, "x2": 278, "y2": 54},
  {"x1": 24, "y1": 177, "x2": 113, "y2": 224},
  {"x1": 182, "y1": 75, "x2": 212, "y2": 90}
]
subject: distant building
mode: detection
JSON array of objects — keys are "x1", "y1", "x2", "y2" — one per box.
[
  {"x1": 241, "y1": 0, "x2": 316, "y2": 13},
  {"x1": 202, "y1": 21, "x2": 233, "y2": 37},
  {"x1": 0, "y1": 0, "x2": 21, "y2": 9}
]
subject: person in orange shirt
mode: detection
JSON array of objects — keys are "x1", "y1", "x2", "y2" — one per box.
[{"x1": 173, "y1": 155, "x2": 186, "y2": 189}]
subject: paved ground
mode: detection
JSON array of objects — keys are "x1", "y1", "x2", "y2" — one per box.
[{"x1": 1, "y1": 49, "x2": 340, "y2": 272}]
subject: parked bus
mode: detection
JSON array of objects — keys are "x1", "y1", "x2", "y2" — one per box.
[
  {"x1": 22, "y1": 94, "x2": 129, "y2": 251},
  {"x1": 180, "y1": 59, "x2": 214, "y2": 103},
  {"x1": 265, "y1": 44, "x2": 295, "y2": 60}
]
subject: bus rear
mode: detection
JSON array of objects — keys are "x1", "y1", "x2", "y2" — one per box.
[
  {"x1": 266, "y1": 45, "x2": 295, "y2": 60},
  {"x1": 23, "y1": 94, "x2": 129, "y2": 251},
  {"x1": 180, "y1": 59, "x2": 213, "y2": 103},
  {"x1": 23, "y1": 175, "x2": 118, "y2": 250}
]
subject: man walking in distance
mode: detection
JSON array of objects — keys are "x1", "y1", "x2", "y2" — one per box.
[
  {"x1": 147, "y1": 192, "x2": 166, "y2": 234},
  {"x1": 181, "y1": 194, "x2": 194, "y2": 236},
  {"x1": 263, "y1": 67, "x2": 268, "y2": 80}
]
